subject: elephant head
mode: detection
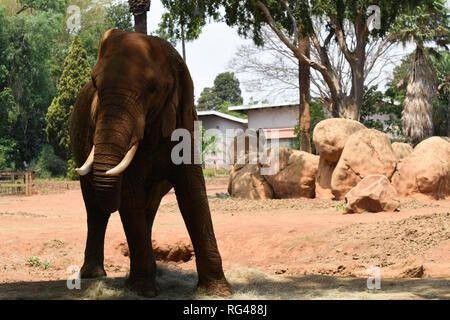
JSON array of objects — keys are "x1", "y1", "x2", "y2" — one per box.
[{"x1": 75, "y1": 29, "x2": 196, "y2": 213}]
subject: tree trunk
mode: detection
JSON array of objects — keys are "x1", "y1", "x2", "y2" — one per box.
[
  {"x1": 134, "y1": 13, "x2": 147, "y2": 34},
  {"x1": 447, "y1": 95, "x2": 450, "y2": 137},
  {"x1": 181, "y1": 23, "x2": 186, "y2": 61},
  {"x1": 298, "y1": 35, "x2": 311, "y2": 153},
  {"x1": 128, "y1": 0, "x2": 151, "y2": 34}
]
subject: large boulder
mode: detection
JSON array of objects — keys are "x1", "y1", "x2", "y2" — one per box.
[
  {"x1": 262, "y1": 147, "x2": 319, "y2": 198},
  {"x1": 331, "y1": 129, "x2": 398, "y2": 200},
  {"x1": 391, "y1": 142, "x2": 413, "y2": 161},
  {"x1": 315, "y1": 157, "x2": 336, "y2": 199},
  {"x1": 345, "y1": 175, "x2": 400, "y2": 214},
  {"x1": 392, "y1": 137, "x2": 450, "y2": 199},
  {"x1": 228, "y1": 164, "x2": 274, "y2": 200},
  {"x1": 228, "y1": 130, "x2": 261, "y2": 166},
  {"x1": 313, "y1": 118, "x2": 366, "y2": 163}
]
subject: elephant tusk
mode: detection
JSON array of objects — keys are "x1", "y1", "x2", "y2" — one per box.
[
  {"x1": 75, "y1": 146, "x2": 95, "y2": 176},
  {"x1": 105, "y1": 144, "x2": 139, "y2": 176}
]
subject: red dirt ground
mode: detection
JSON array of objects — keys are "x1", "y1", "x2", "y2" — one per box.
[{"x1": 0, "y1": 178, "x2": 449, "y2": 299}]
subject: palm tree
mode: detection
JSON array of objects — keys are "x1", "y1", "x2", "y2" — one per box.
[
  {"x1": 393, "y1": 0, "x2": 448, "y2": 144},
  {"x1": 399, "y1": 46, "x2": 438, "y2": 144},
  {"x1": 128, "y1": 0, "x2": 151, "y2": 34}
]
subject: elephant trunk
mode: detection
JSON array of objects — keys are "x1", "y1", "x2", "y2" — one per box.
[{"x1": 92, "y1": 92, "x2": 143, "y2": 214}]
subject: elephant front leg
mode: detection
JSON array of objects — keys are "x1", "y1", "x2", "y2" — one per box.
[
  {"x1": 172, "y1": 164, "x2": 232, "y2": 296},
  {"x1": 80, "y1": 178, "x2": 110, "y2": 278},
  {"x1": 119, "y1": 206, "x2": 159, "y2": 297}
]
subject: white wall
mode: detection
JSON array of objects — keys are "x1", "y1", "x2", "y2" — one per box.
[
  {"x1": 247, "y1": 106, "x2": 299, "y2": 129},
  {"x1": 197, "y1": 115, "x2": 248, "y2": 170}
]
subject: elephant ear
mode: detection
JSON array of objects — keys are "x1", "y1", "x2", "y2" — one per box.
[
  {"x1": 161, "y1": 67, "x2": 197, "y2": 138},
  {"x1": 179, "y1": 72, "x2": 197, "y2": 133}
]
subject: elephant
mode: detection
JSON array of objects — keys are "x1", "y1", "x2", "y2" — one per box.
[{"x1": 69, "y1": 29, "x2": 232, "y2": 297}]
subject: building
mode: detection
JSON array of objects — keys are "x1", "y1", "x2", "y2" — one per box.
[
  {"x1": 196, "y1": 110, "x2": 248, "y2": 169},
  {"x1": 229, "y1": 102, "x2": 299, "y2": 148}
]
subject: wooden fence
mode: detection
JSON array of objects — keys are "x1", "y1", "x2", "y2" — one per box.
[{"x1": 0, "y1": 171, "x2": 33, "y2": 196}]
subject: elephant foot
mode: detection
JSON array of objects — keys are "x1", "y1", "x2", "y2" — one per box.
[
  {"x1": 80, "y1": 264, "x2": 107, "y2": 279},
  {"x1": 197, "y1": 278, "x2": 233, "y2": 297},
  {"x1": 125, "y1": 277, "x2": 160, "y2": 298}
]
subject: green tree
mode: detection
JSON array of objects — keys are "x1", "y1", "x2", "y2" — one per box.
[
  {"x1": 430, "y1": 51, "x2": 450, "y2": 136},
  {"x1": 293, "y1": 99, "x2": 325, "y2": 153},
  {"x1": 360, "y1": 85, "x2": 403, "y2": 137},
  {"x1": 105, "y1": 1, "x2": 133, "y2": 31},
  {"x1": 0, "y1": 2, "x2": 64, "y2": 170},
  {"x1": 158, "y1": 0, "x2": 219, "y2": 61},
  {"x1": 46, "y1": 35, "x2": 91, "y2": 164},
  {"x1": 201, "y1": 126, "x2": 217, "y2": 166},
  {"x1": 197, "y1": 72, "x2": 243, "y2": 111},
  {"x1": 50, "y1": 0, "x2": 131, "y2": 79}
]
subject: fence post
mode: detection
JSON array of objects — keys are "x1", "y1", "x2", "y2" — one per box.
[{"x1": 25, "y1": 172, "x2": 31, "y2": 196}]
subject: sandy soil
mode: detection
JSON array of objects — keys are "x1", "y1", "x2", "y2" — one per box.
[{"x1": 0, "y1": 178, "x2": 449, "y2": 300}]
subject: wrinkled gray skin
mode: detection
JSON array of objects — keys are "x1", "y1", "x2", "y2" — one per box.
[{"x1": 69, "y1": 29, "x2": 232, "y2": 297}]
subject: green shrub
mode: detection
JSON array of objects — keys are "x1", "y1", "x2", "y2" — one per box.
[
  {"x1": 203, "y1": 169, "x2": 216, "y2": 178},
  {"x1": 66, "y1": 158, "x2": 80, "y2": 181},
  {"x1": 29, "y1": 145, "x2": 67, "y2": 178}
]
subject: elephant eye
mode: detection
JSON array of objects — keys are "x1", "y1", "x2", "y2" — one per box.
[{"x1": 92, "y1": 77, "x2": 97, "y2": 89}]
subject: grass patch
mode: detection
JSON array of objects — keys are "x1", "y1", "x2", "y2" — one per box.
[{"x1": 27, "y1": 257, "x2": 50, "y2": 270}]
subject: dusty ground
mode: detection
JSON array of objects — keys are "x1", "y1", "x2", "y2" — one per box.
[{"x1": 0, "y1": 178, "x2": 449, "y2": 300}]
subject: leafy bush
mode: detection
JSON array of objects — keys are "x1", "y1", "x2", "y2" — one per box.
[
  {"x1": 66, "y1": 158, "x2": 79, "y2": 181},
  {"x1": 203, "y1": 169, "x2": 216, "y2": 178},
  {"x1": 29, "y1": 145, "x2": 67, "y2": 179}
]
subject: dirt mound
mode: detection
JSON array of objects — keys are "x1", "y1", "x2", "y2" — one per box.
[
  {"x1": 298, "y1": 213, "x2": 450, "y2": 272},
  {"x1": 117, "y1": 240, "x2": 194, "y2": 263},
  {"x1": 159, "y1": 198, "x2": 345, "y2": 214},
  {"x1": 159, "y1": 198, "x2": 446, "y2": 215}
]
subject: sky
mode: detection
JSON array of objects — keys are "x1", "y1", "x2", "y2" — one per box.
[{"x1": 146, "y1": 0, "x2": 254, "y2": 105}]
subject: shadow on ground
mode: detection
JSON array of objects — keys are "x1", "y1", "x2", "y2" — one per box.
[{"x1": 0, "y1": 266, "x2": 449, "y2": 300}]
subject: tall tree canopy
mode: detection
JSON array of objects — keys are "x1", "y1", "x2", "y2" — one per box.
[
  {"x1": 197, "y1": 72, "x2": 244, "y2": 111},
  {"x1": 0, "y1": 1, "x2": 65, "y2": 170},
  {"x1": 46, "y1": 35, "x2": 91, "y2": 162},
  {"x1": 0, "y1": 0, "x2": 133, "y2": 172},
  {"x1": 158, "y1": 0, "x2": 220, "y2": 60}
]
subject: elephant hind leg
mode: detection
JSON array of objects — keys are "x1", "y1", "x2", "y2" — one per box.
[{"x1": 170, "y1": 164, "x2": 232, "y2": 296}]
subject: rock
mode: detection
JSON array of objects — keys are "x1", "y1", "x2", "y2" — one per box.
[
  {"x1": 313, "y1": 118, "x2": 366, "y2": 163},
  {"x1": 262, "y1": 147, "x2": 319, "y2": 198},
  {"x1": 228, "y1": 164, "x2": 274, "y2": 200},
  {"x1": 331, "y1": 129, "x2": 398, "y2": 200},
  {"x1": 315, "y1": 157, "x2": 336, "y2": 199},
  {"x1": 229, "y1": 130, "x2": 260, "y2": 166},
  {"x1": 152, "y1": 240, "x2": 194, "y2": 263},
  {"x1": 117, "y1": 240, "x2": 194, "y2": 263},
  {"x1": 391, "y1": 142, "x2": 413, "y2": 161},
  {"x1": 401, "y1": 265, "x2": 425, "y2": 278},
  {"x1": 344, "y1": 175, "x2": 400, "y2": 213},
  {"x1": 392, "y1": 137, "x2": 450, "y2": 199}
]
